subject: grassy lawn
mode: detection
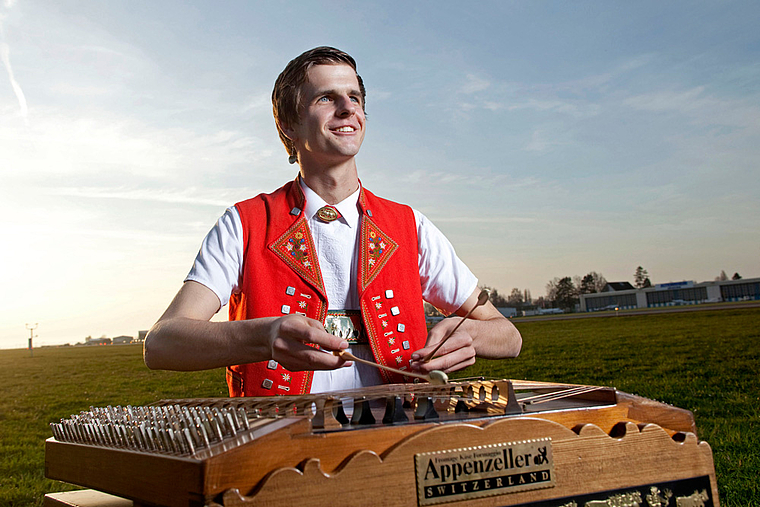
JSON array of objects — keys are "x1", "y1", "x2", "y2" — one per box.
[{"x1": 1, "y1": 307, "x2": 757, "y2": 506}]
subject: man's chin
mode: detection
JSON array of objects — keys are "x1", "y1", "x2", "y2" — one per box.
[{"x1": 329, "y1": 143, "x2": 363, "y2": 159}]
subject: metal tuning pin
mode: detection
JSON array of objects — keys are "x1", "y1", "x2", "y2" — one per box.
[{"x1": 50, "y1": 402, "x2": 254, "y2": 456}]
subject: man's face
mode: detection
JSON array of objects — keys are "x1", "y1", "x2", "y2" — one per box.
[{"x1": 285, "y1": 64, "x2": 366, "y2": 166}]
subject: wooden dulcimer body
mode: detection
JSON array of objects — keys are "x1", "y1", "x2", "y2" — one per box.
[{"x1": 45, "y1": 379, "x2": 719, "y2": 506}]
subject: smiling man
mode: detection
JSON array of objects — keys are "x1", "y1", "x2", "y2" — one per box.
[{"x1": 143, "y1": 47, "x2": 521, "y2": 396}]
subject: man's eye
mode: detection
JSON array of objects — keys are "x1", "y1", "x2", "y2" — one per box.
[{"x1": 319, "y1": 96, "x2": 331, "y2": 102}]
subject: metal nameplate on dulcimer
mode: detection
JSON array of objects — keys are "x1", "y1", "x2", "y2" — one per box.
[
  {"x1": 44, "y1": 379, "x2": 720, "y2": 507},
  {"x1": 415, "y1": 438, "x2": 555, "y2": 505}
]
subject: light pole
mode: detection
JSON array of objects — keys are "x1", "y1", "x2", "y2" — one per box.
[{"x1": 26, "y1": 323, "x2": 38, "y2": 357}]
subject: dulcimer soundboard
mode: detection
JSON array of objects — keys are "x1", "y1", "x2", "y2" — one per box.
[{"x1": 45, "y1": 379, "x2": 719, "y2": 506}]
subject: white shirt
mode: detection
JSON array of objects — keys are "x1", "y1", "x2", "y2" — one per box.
[{"x1": 186, "y1": 181, "x2": 478, "y2": 392}]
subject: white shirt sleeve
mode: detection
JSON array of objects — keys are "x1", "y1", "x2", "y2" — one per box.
[
  {"x1": 415, "y1": 209, "x2": 478, "y2": 315},
  {"x1": 184, "y1": 207, "x2": 244, "y2": 310}
]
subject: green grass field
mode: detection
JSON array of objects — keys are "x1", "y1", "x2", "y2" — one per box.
[{"x1": 1, "y1": 307, "x2": 757, "y2": 506}]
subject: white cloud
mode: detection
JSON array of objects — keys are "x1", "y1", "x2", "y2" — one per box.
[
  {"x1": 242, "y1": 93, "x2": 272, "y2": 113},
  {"x1": 623, "y1": 86, "x2": 706, "y2": 113},
  {"x1": 401, "y1": 168, "x2": 470, "y2": 185},
  {"x1": 43, "y1": 186, "x2": 239, "y2": 208},
  {"x1": 433, "y1": 215, "x2": 537, "y2": 224},
  {"x1": 524, "y1": 129, "x2": 564, "y2": 152},
  {"x1": 461, "y1": 74, "x2": 491, "y2": 94},
  {"x1": 0, "y1": 108, "x2": 276, "y2": 182}
]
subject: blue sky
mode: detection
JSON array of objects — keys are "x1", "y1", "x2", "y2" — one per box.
[{"x1": 1, "y1": 0, "x2": 758, "y2": 348}]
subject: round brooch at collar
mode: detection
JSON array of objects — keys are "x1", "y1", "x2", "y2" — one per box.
[{"x1": 316, "y1": 205, "x2": 340, "y2": 223}]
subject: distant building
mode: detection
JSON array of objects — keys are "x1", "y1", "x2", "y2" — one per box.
[
  {"x1": 539, "y1": 308, "x2": 564, "y2": 315},
  {"x1": 580, "y1": 277, "x2": 760, "y2": 312},
  {"x1": 85, "y1": 337, "x2": 111, "y2": 346},
  {"x1": 112, "y1": 335, "x2": 133, "y2": 345},
  {"x1": 603, "y1": 282, "x2": 635, "y2": 292},
  {"x1": 496, "y1": 307, "x2": 518, "y2": 318},
  {"x1": 137, "y1": 331, "x2": 148, "y2": 343}
]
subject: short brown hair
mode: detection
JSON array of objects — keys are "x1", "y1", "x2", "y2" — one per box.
[{"x1": 272, "y1": 46, "x2": 366, "y2": 157}]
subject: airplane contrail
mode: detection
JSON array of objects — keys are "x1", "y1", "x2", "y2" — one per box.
[{"x1": 1, "y1": 0, "x2": 28, "y2": 122}]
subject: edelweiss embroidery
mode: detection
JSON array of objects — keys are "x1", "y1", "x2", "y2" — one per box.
[
  {"x1": 269, "y1": 217, "x2": 325, "y2": 292},
  {"x1": 287, "y1": 232, "x2": 309, "y2": 265},
  {"x1": 359, "y1": 218, "x2": 398, "y2": 292},
  {"x1": 368, "y1": 231, "x2": 385, "y2": 266}
]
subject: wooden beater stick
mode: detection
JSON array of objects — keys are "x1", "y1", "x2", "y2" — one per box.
[
  {"x1": 334, "y1": 350, "x2": 448, "y2": 385},
  {"x1": 421, "y1": 289, "x2": 489, "y2": 363}
]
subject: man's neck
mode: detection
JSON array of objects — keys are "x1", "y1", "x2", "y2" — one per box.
[{"x1": 299, "y1": 159, "x2": 360, "y2": 205}]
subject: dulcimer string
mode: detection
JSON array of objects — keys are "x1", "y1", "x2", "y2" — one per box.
[{"x1": 158, "y1": 379, "x2": 610, "y2": 414}]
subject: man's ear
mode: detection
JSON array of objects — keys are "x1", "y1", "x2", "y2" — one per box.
[{"x1": 279, "y1": 120, "x2": 297, "y2": 142}]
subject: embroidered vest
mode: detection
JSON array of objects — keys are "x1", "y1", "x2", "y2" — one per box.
[{"x1": 226, "y1": 179, "x2": 428, "y2": 396}]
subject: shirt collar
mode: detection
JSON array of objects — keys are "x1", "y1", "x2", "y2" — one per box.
[{"x1": 299, "y1": 178, "x2": 361, "y2": 228}]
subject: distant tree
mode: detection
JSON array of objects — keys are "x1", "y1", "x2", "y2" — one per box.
[
  {"x1": 642, "y1": 278, "x2": 652, "y2": 288},
  {"x1": 716, "y1": 270, "x2": 729, "y2": 282},
  {"x1": 545, "y1": 278, "x2": 561, "y2": 302},
  {"x1": 579, "y1": 275, "x2": 593, "y2": 294},
  {"x1": 589, "y1": 271, "x2": 607, "y2": 292},
  {"x1": 507, "y1": 288, "x2": 524, "y2": 309},
  {"x1": 732, "y1": 272, "x2": 742, "y2": 280},
  {"x1": 634, "y1": 266, "x2": 650, "y2": 289},
  {"x1": 481, "y1": 286, "x2": 509, "y2": 307},
  {"x1": 573, "y1": 275, "x2": 583, "y2": 293},
  {"x1": 574, "y1": 272, "x2": 608, "y2": 295},
  {"x1": 523, "y1": 289, "x2": 532, "y2": 305},
  {"x1": 554, "y1": 277, "x2": 578, "y2": 311},
  {"x1": 579, "y1": 272, "x2": 606, "y2": 294}
]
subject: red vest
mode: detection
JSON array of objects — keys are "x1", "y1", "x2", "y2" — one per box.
[{"x1": 226, "y1": 179, "x2": 428, "y2": 396}]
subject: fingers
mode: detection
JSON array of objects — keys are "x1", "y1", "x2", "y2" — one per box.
[
  {"x1": 410, "y1": 332, "x2": 475, "y2": 374},
  {"x1": 269, "y1": 314, "x2": 351, "y2": 372},
  {"x1": 278, "y1": 315, "x2": 348, "y2": 350},
  {"x1": 272, "y1": 338, "x2": 350, "y2": 371}
]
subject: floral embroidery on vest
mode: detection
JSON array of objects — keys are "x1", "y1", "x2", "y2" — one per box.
[
  {"x1": 269, "y1": 216, "x2": 326, "y2": 293},
  {"x1": 359, "y1": 217, "x2": 398, "y2": 292}
]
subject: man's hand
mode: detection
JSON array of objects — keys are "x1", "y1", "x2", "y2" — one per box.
[
  {"x1": 409, "y1": 316, "x2": 477, "y2": 374},
  {"x1": 144, "y1": 281, "x2": 354, "y2": 372},
  {"x1": 407, "y1": 287, "x2": 523, "y2": 376},
  {"x1": 267, "y1": 314, "x2": 351, "y2": 371}
]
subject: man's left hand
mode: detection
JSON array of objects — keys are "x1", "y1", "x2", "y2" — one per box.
[{"x1": 410, "y1": 317, "x2": 477, "y2": 374}]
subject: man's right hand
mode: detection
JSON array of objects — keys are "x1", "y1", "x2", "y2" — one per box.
[
  {"x1": 267, "y1": 314, "x2": 350, "y2": 371},
  {"x1": 144, "y1": 281, "x2": 351, "y2": 372}
]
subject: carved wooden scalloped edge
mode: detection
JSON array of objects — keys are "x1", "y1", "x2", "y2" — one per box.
[{"x1": 219, "y1": 417, "x2": 717, "y2": 507}]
